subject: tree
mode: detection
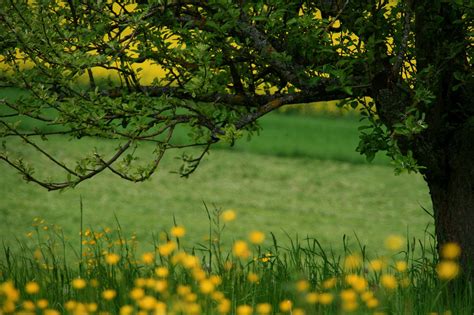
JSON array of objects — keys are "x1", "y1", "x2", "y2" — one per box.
[{"x1": 0, "y1": 1, "x2": 472, "y2": 275}]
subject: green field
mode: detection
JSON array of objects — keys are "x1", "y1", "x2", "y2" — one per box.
[{"x1": 0, "y1": 90, "x2": 432, "y2": 255}]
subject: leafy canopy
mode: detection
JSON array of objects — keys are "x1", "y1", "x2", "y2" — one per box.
[{"x1": 0, "y1": 0, "x2": 472, "y2": 190}]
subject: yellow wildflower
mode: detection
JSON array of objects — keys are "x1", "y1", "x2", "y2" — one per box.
[
  {"x1": 25, "y1": 281, "x2": 40, "y2": 294},
  {"x1": 217, "y1": 299, "x2": 231, "y2": 314},
  {"x1": 279, "y1": 299, "x2": 293, "y2": 312},
  {"x1": 158, "y1": 241, "x2": 177, "y2": 256},
  {"x1": 64, "y1": 300, "x2": 77, "y2": 311},
  {"x1": 155, "y1": 267, "x2": 169, "y2": 278},
  {"x1": 37, "y1": 299, "x2": 49, "y2": 309},
  {"x1": 247, "y1": 272, "x2": 259, "y2": 283},
  {"x1": 369, "y1": 259, "x2": 385, "y2": 272},
  {"x1": 138, "y1": 296, "x2": 157, "y2": 310},
  {"x1": 102, "y1": 289, "x2": 117, "y2": 300},
  {"x1": 344, "y1": 254, "x2": 362, "y2": 270},
  {"x1": 436, "y1": 261, "x2": 460, "y2": 280},
  {"x1": 120, "y1": 305, "x2": 134, "y2": 315},
  {"x1": 385, "y1": 235, "x2": 404, "y2": 251},
  {"x1": 366, "y1": 298, "x2": 379, "y2": 308},
  {"x1": 381, "y1": 274, "x2": 398, "y2": 290},
  {"x1": 177, "y1": 285, "x2": 191, "y2": 296},
  {"x1": 306, "y1": 292, "x2": 319, "y2": 304},
  {"x1": 342, "y1": 301, "x2": 358, "y2": 312},
  {"x1": 441, "y1": 243, "x2": 461, "y2": 260},
  {"x1": 210, "y1": 275, "x2": 222, "y2": 286},
  {"x1": 87, "y1": 303, "x2": 98, "y2": 312},
  {"x1": 141, "y1": 252, "x2": 155, "y2": 265},
  {"x1": 233, "y1": 240, "x2": 251, "y2": 259},
  {"x1": 319, "y1": 292, "x2": 334, "y2": 305},
  {"x1": 44, "y1": 309, "x2": 60, "y2": 315},
  {"x1": 105, "y1": 253, "x2": 120, "y2": 265},
  {"x1": 361, "y1": 291, "x2": 374, "y2": 302},
  {"x1": 72, "y1": 278, "x2": 87, "y2": 290},
  {"x1": 395, "y1": 260, "x2": 408, "y2": 272},
  {"x1": 236, "y1": 304, "x2": 253, "y2": 315},
  {"x1": 221, "y1": 209, "x2": 236, "y2": 222},
  {"x1": 212, "y1": 291, "x2": 225, "y2": 301},
  {"x1": 130, "y1": 288, "x2": 145, "y2": 300},
  {"x1": 22, "y1": 300, "x2": 36, "y2": 311},
  {"x1": 293, "y1": 309, "x2": 305, "y2": 315},
  {"x1": 296, "y1": 279, "x2": 309, "y2": 292},
  {"x1": 199, "y1": 279, "x2": 215, "y2": 294},
  {"x1": 248, "y1": 231, "x2": 265, "y2": 244},
  {"x1": 340, "y1": 289, "x2": 357, "y2": 302},
  {"x1": 170, "y1": 225, "x2": 186, "y2": 238},
  {"x1": 256, "y1": 303, "x2": 272, "y2": 315},
  {"x1": 154, "y1": 280, "x2": 167, "y2": 293}
]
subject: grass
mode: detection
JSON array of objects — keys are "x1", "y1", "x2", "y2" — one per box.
[
  {"x1": 0, "y1": 87, "x2": 431, "y2": 256},
  {"x1": 1, "y1": 88, "x2": 471, "y2": 314},
  {"x1": 0, "y1": 211, "x2": 472, "y2": 314}
]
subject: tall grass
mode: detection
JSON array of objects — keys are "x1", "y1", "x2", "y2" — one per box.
[{"x1": 1, "y1": 208, "x2": 472, "y2": 315}]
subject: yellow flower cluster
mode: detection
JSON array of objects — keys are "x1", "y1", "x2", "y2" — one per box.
[
  {"x1": 1, "y1": 216, "x2": 466, "y2": 315},
  {"x1": 436, "y1": 242, "x2": 461, "y2": 281}
]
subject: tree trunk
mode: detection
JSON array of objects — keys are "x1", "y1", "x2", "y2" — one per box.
[{"x1": 423, "y1": 123, "x2": 474, "y2": 278}]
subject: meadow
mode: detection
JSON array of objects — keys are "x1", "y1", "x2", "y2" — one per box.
[{"x1": 2, "y1": 89, "x2": 473, "y2": 314}]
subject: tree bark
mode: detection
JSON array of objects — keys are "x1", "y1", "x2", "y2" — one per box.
[{"x1": 422, "y1": 122, "x2": 474, "y2": 278}]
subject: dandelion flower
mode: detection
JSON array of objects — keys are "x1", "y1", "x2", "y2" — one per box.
[
  {"x1": 141, "y1": 252, "x2": 155, "y2": 265},
  {"x1": 369, "y1": 259, "x2": 385, "y2": 272},
  {"x1": 436, "y1": 261, "x2": 460, "y2": 280},
  {"x1": 293, "y1": 309, "x2": 306, "y2": 315},
  {"x1": 366, "y1": 298, "x2": 379, "y2": 308},
  {"x1": 105, "y1": 253, "x2": 120, "y2": 265},
  {"x1": 25, "y1": 281, "x2": 40, "y2": 294},
  {"x1": 296, "y1": 279, "x2": 309, "y2": 292},
  {"x1": 340, "y1": 289, "x2": 357, "y2": 302},
  {"x1": 130, "y1": 288, "x2": 145, "y2": 300},
  {"x1": 221, "y1": 209, "x2": 236, "y2": 222},
  {"x1": 37, "y1": 299, "x2": 49, "y2": 309},
  {"x1": 393, "y1": 260, "x2": 407, "y2": 272},
  {"x1": 319, "y1": 293, "x2": 334, "y2": 305},
  {"x1": 157, "y1": 241, "x2": 177, "y2": 256},
  {"x1": 256, "y1": 303, "x2": 272, "y2": 315},
  {"x1": 233, "y1": 240, "x2": 250, "y2": 259},
  {"x1": 306, "y1": 292, "x2": 319, "y2": 304},
  {"x1": 236, "y1": 304, "x2": 253, "y2": 315},
  {"x1": 72, "y1": 278, "x2": 86, "y2": 290},
  {"x1": 138, "y1": 296, "x2": 157, "y2": 310},
  {"x1": 155, "y1": 267, "x2": 169, "y2": 278},
  {"x1": 199, "y1": 279, "x2": 215, "y2": 294},
  {"x1": 441, "y1": 243, "x2": 461, "y2": 260},
  {"x1": 385, "y1": 235, "x2": 404, "y2": 251},
  {"x1": 102, "y1": 289, "x2": 117, "y2": 300},
  {"x1": 380, "y1": 274, "x2": 398, "y2": 290},
  {"x1": 342, "y1": 301, "x2": 358, "y2": 312},
  {"x1": 154, "y1": 280, "x2": 168, "y2": 293},
  {"x1": 279, "y1": 299, "x2": 293, "y2": 312},
  {"x1": 44, "y1": 309, "x2": 60, "y2": 315},
  {"x1": 64, "y1": 300, "x2": 77, "y2": 311},
  {"x1": 217, "y1": 299, "x2": 231, "y2": 314},
  {"x1": 249, "y1": 231, "x2": 265, "y2": 244},
  {"x1": 170, "y1": 225, "x2": 186, "y2": 238},
  {"x1": 120, "y1": 305, "x2": 134, "y2": 315},
  {"x1": 210, "y1": 275, "x2": 222, "y2": 286},
  {"x1": 247, "y1": 272, "x2": 259, "y2": 283},
  {"x1": 22, "y1": 300, "x2": 36, "y2": 311},
  {"x1": 344, "y1": 254, "x2": 362, "y2": 270}
]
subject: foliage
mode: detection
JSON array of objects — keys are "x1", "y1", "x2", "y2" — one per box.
[
  {"x1": 1, "y1": 210, "x2": 473, "y2": 315},
  {"x1": 1, "y1": 0, "x2": 471, "y2": 190}
]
